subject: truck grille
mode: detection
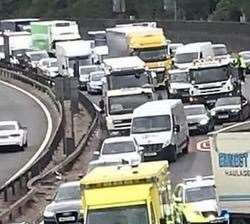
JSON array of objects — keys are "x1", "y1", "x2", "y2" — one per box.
[
  {"x1": 142, "y1": 144, "x2": 163, "y2": 153},
  {"x1": 56, "y1": 211, "x2": 78, "y2": 223},
  {"x1": 177, "y1": 88, "x2": 190, "y2": 96},
  {"x1": 156, "y1": 72, "x2": 165, "y2": 83},
  {"x1": 113, "y1": 119, "x2": 131, "y2": 129}
]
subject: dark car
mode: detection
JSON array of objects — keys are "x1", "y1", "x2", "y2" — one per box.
[
  {"x1": 184, "y1": 104, "x2": 215, "y2": 134},
  {"x1": 211, "y1": 96, "x2": 249, "y2": 123},
  {"x1": 43, "y1": 181, "x2": 82, "y2": 224}
]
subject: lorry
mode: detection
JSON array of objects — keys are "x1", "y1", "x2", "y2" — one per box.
[
  {"x1": 31, "y1": 20, "x2": 81, "y2": 55},
  {"x1": 104, "y1": 87, "x2": 155, "y2": 135},
  {"x1": 102, "y1": 56, "x2": 155, "y2": 93},
  {"x1": 210, "y1": 122, "x2": 250, "y2": 224},
  {"x1": 56, "y1": 40, "x2": 95, "y2": 77},
  {"x1": 1, "y1": 31, "x2": 32, "y2": 61},
  {"x1": 0, "y1": 18, "x2": 39, "y2": 32},
  {"x1": 106, "y1": 23, "x2": 172, "y2": 88},
  {"x1": 80, "y1": 161, "x2": 175, "y2": 224},
  {"x1": 174, "y1": 42, "x2": 214, "y2": 69},
  {"x1": 188, "y1": 58, "x2": 235, "y2": 108}
]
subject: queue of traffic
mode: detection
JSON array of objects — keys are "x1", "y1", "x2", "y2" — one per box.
[{"x1": 0, "y1": 18, "x2": 249, "y2": 224}]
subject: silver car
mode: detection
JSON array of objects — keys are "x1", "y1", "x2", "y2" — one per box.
[
  {"x1": 43, "y1": 181, "x2": 82, "y2": 224},
  {"x1": 184, "y1": 104, "x2": 215, "y2": 134}
]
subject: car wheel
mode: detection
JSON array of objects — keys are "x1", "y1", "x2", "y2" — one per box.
[{"x1": 182, "y1": 137, "x2": 189, "y2": 154}]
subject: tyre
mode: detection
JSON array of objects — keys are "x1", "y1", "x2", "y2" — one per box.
[
  {"x1": 168, "y1": 145, "x2": 177, "y2": 162},
  {"x1": 23, "y1": 141, "x2": 28, "y2": 148},
  {"x1": 182, "y1": 137, "x2": 189, "y2": 155}
]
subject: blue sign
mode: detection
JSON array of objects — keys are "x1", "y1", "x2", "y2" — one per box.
[{"x1": 219, "y1": 153, "x2": 248, "y2": 168}]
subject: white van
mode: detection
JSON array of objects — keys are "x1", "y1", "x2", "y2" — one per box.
[
  {"x1": 174, "y1": 42, "x2": 214, "y2": 69},
  {"x1": 130, "y1": 99, "x2": 189, "y2": 162}
]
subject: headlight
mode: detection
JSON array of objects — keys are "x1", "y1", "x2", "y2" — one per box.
[
  {"x1": 44, "y1": 209, "x2": 55, "y2": 217},
  {"x1": 162, "y1": 139, "x2": 171, "y2": 148},
  {"x1": 210, "y1": 110, "x2": 216, "y2": 116},
  {"x1": 231, "y1": 109, "x2": 240, "y2": 113},
  {"x1": 200, "y1": 119, "x2": 209, "y2": 125},
  {"x1": 170, "y1": 88, "x2": 177, "y2": 94}
]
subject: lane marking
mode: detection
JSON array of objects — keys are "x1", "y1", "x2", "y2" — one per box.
[
  {"x1": 196, "y1": 139, "x2": 211, "y2": 152},
  {"x1": 0, "y1": 80, "x2": 53, "y2": 187}
]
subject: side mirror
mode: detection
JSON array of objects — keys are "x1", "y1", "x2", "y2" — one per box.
[
  {"x1": 159, "y1": 218, "x2": 166, "y2": 224},
  {"x1": 93, "y1": 151, "x2": 100, "y2": 156},
  {"x1": 174, "y1": 124, "x2": 180, "y2": 133},
  {"x1": 174, "y1": 197, "x2": 182, "y2": 203},
  {"x1": 138, "y1": 146, "x2": 144, "y2": 152}
]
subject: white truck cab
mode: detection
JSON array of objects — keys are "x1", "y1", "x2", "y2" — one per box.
[
  {"x1": 174, "y1": 42, "x2": 214, "y2": 69},
  {"x1": 104, "y1": 87, "x2": 155, "y2": 135},
  {"x1": 189, "y1": 58, "x2": 235, "y2": 107},
  {"x1": 56, "y1": 40, "x2": 95, "y2": 77},
  {"x1": 168, "y1": 69, "x2": 192, "y2": 101},
  {"x1": 102, "y1": 56, "x2": 155, "y2": 93},
  {"x1": 131, "y1": 100, "x2": 189, "y2": 162}
]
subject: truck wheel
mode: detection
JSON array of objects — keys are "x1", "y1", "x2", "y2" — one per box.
[
  {"x1": 182, "y1": 137, "x2": 189, "y2": 154},
  {"x1": 169, "y1": 145, "x2": 177, "y2": 162}
]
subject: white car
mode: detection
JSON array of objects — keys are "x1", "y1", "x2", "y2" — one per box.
[
  {"x1": 0, "y1": 121, "x2": 28, "y2": 149},
  {"x1": 94, "y1": 136, "x2": 143, "y2": 165},
  {"x1": 24, "y1": 50, "x2": 49, "y2": 68},
  {"x1": 38, "y1": 58, "x2": 59, "y2": 78},
  {"x1": 87, "y1": 71, "x2": 105, "y2": 94}
]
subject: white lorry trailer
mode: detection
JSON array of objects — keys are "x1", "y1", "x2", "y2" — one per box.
[
  {"x1": 1, "y1": 31, "x2": 32, "y2": 61},
  {"x1": 56, "y1": 40, "x2": 95, "y2": 77},
  {"x1": 31, "y1": 20, "x2": 81, "y2": 54},
  {"x1": 210, "y1": 122, "x2": 250, "y2": 224}
]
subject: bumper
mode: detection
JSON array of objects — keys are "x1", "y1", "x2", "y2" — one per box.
[
  {"x1": 170, "y1": 93, "x2": 190, "y2": 102},
  {"x1": 189, "y1": 92, "x2": 233, "y2": 107},
  {"x1": 108, "y1": 129, "x2": 130, "y2": 136},
  {"x1": 142, "y1": 144, "x2": 175, "y2": 161},
  {"x1": 89, "y1": 87, "x2": 102, "y2": 93},
  {"x1": 0, "y1": 139, "x2": 22, "y2": 147},
  {"x1": 215, "y1": 112, "x2": 241, "y2": 122},
  {"x1": 188, "y1": 123, "x2": 208, "y2": 132},
  {"x1": 79, "y1": 82, "x2": 87, "y2": 89}
]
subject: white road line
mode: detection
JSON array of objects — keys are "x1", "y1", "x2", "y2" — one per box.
[{"x1": 0, "y1": 80, "x2": 53, "y2": 187}]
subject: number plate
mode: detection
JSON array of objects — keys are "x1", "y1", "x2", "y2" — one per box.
[
  {"x1": 189, "y1": 125, "x2": 197, "y2": 130},
  {"x1": 58, "y1": 216, "x2": 76, "y2": 222},
  {"x1": 144, "y1": 152, "x2": 157, "y2": 156},
  {"x1": 206, "y1": 99, "x2": 216, "y2": 104},
  {"x1": 218, "y1": 114, "x2": 229, "y2": 119}
]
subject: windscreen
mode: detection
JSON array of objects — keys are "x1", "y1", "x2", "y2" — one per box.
[
  {"x1": 190, "y1": 66, "x2": 229, "y2": 84},
  {"x1": 109, "y1": 93, "x2": 153, "y2": 115},
  {"x1": 169, "y1": 72, "x2": 189, "y2": 83},
  {"x1": 54, "y1": 185, "x2": 80, "y2": 202},
  {"x1": 69, "y1": 56, "x2": 92, "y2": 69},
  {"x1": 185, "y1": 186, "x2": 216, "y2": 203},
  {"x1": 87, "y1": 205, "x2": 149, "y2": 224},
  {"x1": 80, "y1": 66, "x2": 100, "y2": 75},
  {"x1": 184, "y1": 106, "x2": 206, "y2": 116},
  {"x1": 30, "y1": 52, "x2": 48, "y2": 62},
  {"x1": 91, "y1": 72, "x2": 104, "y2": 81},
  {"x1": 108, "y1": 70, "x2": 149, "y2": 90},
  {"x1": 175, "y1": 52, "x2": 199, "y2": 64},
  {"x1": 136, "y1": 46, "x2": 167, "y2": 62},
  {"x1": 132, "y1": 115, "x2": 171, "y2": 134},
  {"x1": 215, "y1": 97, "x2": 241, "y2": 106},
  {"x1": 213, "y1": 46, "x2": 228, "y2": 56},
  {"x1": 241, "y1": 53, "x2": 250, "y2": 60},
  {"x1": 102, "y1": 141, "x2": 135, "y2": 155},
  {"x1": 0, "y1": 125, "x2": 16, "y2": 131}
]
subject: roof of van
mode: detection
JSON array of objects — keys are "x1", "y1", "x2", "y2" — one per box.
[
  {"x1": 106, "y1": 26, "x2": 163, "y2": 35},
  {"x1": 133, "y1": 99, "x2": 182, "y2": 117},
  {"x1": 107, "y1": 87, "x2": 153, "y2": 97},
  {"x1": 56, "y1": 40, "x2": 93, "y2": 57},
  {"x1": 176, "y1": 42, "x2": 212, "y2": 54},
  {"x1": 1, "y1": 18, "x2": 39, "y2": 22},
  {"x1": 31, "y1": 20, "x2": 77, "y2": 26},
  {"x1": 103, "y1": 56, "x2": 145, "y2": 71}
]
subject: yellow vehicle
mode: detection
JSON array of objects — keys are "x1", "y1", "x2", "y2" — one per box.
[
  {"x1": 80, "y1": 161, "x2": 175, "y2": 224},
  {"x1": 173, "y1": 176, "x2": 228, "y2": 224},
  {"x1": 106, "y1": 23, "x2": 172, "y2": 88}
]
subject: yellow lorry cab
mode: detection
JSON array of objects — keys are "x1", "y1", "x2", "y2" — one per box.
[{"x1": 80, "y1": 161, "x2": 175, "y2": 224}]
